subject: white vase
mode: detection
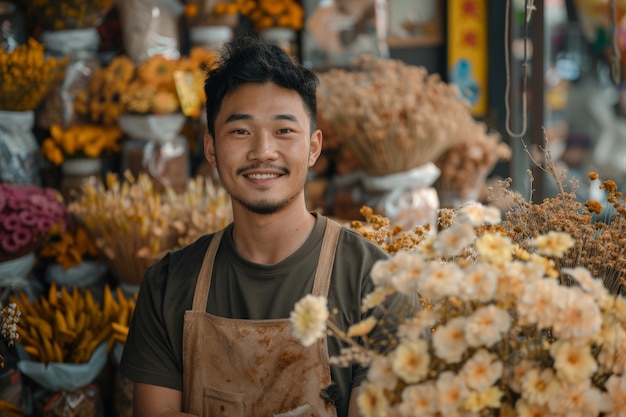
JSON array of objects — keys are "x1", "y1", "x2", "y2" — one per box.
[
  {"x1": 0, "y1": 252, "x2": 36, "y2": 288},
  {"x1": 259, "y1": 27, "x2": 298, "y2": 56},
  {"x1": 0, "y1": 110, "x2": 41, "y2": 185},
  {"x1": 60, "y1": 157, "x2": 103, "y2": 201}
]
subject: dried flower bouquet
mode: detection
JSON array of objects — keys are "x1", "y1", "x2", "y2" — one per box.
[
  {"x1": 290, "y1": 147, "x2": 626, "y2": 415},
  {"x1": 67, "y1": 172, "x2": 232, "y2": 286},
  {"x1": 316, "y1": 56, "x2": 479, "y2": 176}
]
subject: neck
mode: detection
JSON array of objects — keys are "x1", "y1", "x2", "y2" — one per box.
[{"x1": 230, "y1": 202, "x2": 317, "y2": 265}]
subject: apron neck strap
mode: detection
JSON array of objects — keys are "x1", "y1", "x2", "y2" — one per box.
[
  {"x1": 192, "y1": 229, "x2": 225, "y2": 311},
  {"x1": 311, "y1": 218, "x2": 341, "y2": 297}
]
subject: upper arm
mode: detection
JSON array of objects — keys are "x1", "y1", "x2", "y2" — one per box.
[
  {"x1": 347, "y1": 386, "x2": 362, "y2": 417},
  {"x1": 133, "y1": 382, "x2": 194, "y2": 417}
]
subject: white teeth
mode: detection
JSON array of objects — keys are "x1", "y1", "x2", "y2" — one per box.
[{"x1": 247, "y1": 173, "x2": 279, "y2": 180}]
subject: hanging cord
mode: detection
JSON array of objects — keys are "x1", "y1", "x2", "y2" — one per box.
[
  {"x1": 610, "y1": 0, "x2": 622, "y2": 85},
  {"x1": 504, "y1": 0, "x2": 535, "y2": 138}
]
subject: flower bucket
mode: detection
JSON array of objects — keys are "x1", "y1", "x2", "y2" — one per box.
[
  {"x1": 118, "y1": 113, "x2": 189, "y2": 193},
  {"x1": 60, "y1": 157, "x2": 103, "y2": 202},
  {"x1": 0, "y1": 252, "x2": 35, "y2": 288},
  {"x1": 0, "y1": 110, "x2": 41, "y2": 185},
  {"x1": 259, "y1": 27, "x2": 298, "y2": 56}
]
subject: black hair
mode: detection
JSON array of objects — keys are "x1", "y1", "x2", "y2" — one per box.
[{"x1": 203, "y1": 35, "x2": 319, "y2": 138}]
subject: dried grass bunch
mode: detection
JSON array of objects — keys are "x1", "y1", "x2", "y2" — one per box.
[
  {"x1": 316, "y1": 56, "x2": 481, "y2": 176},
  {"x1": 67, "y1": 172, "x2": 232, "y2": 286},
  {"x1": 496, "y1": 149, "x2": 626, "y2": 295}
]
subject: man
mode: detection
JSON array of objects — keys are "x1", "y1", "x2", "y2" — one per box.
[{"x1": 118, "y1": 35, "x2": 389, "y2": 417}]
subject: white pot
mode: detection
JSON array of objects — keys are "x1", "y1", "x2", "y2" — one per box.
[
  {"x1": 189, "y1": 25, "x2": 232, "y2": 51},
  {"x1": 61, "y1": 158, "x2": 102, "y2": 176},
  {"x1": 0, "y1": 252, "x2": 36, "y2": 287},
  {"x1": 45, "y1": 261, "x2": 108, "y2": 288},
  {"x1": 118, "y1": 113, "x2": 187, "y2": 143}
]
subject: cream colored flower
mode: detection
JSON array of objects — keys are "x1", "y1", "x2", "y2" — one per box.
[
  {"x1": 391, "y1": 339, "x2": 431, "y2": 383},
  {"x1": 417, "y1": 234, "x2": 436, "y2": 256},
  {"x1": 552, "y1": 287, "x2": 601, "y2": 345},
  {"x1": 599, "y1": 294, "x2": 626, "y2": 321},
  {"x1": 462, "y1": 386, "x2": 503, "y2": 413},
  {"x1": 495, "y1": 270, "x2": 527, "y2": 304},
  {"x1": 508, "y1": 360, "x2": 534, "y2": 394},
  {"x1": 515, "y1": 399, "x2": 555, "y2": 417},
  {"x1": 474, "y1": 233, "x2": 514, "y2": 265},
  {"x1": 562, "y1": 266, "x2": 608, "y2": 300},
  {"x1": 458, "y1": 263, "x2": 498, "y2": 302},
  {"x1": 520, "y1": 368, "x2": 559, "y2": 406},
  {"x1": 432, "y1": 222, "x2": 475, "y2": 258},
  {"x1": 547, "y1": 380, "x2": 605, "y2": 417},
  {"x1": 357, "y1": 381, "x2": 389, "y2": 417},
  {"x1": 464, "y1": 305, "x2": 511, "y2": 348},
  {"x1": 436, "y1": 371, "x2": 469, "y2": 416},
  {"x1": 398, "y1": 382, "x2": 437, "y2": 417},
  {"x1": 598, "y1": 325, "x2": 626, "y2": 375},
  {"x1": 361, "y1": 286, "x2": 395, "y2": 312},
  {"x1": 432, "y1": 316, "x2": 468, "y2": 363},
  {"x1": 289, "y1": 294, "x2": 328, "y2": 347},
  {"x1": 370, "y1": 258, "x2": 399, "y2": 287},
  {"x1": 391, "y1": 266, "x2": 423, "y2": 296},
  {"x1": 367, "y1": 356, "x2": 398, "y2": 392},
  {"x1": 550, "y1": 340, "x2": 597, "y2": 384},
  {"x1": 348, "y1": 316, "x2": 378, "y2": 337},
  {"x1": 509, "y1": 259, "x2": 546, "y2": 282},
  {"x1": 517, "y1": 278, "x2": 560, "y2": 327},
  {"x1": 460, "y1": 349, "x2": 503, "y2": 392},
  {"x1": 398, "y1": 309, "x2": 437, "y2": 340},
  {"x1": 418, "y1": 262, "x2": 463, "y2": 301},
  {"x1": 603, "y1": 374, "x2": 626, "y2": 416},
  {"x1": 529, "y1": 231, "x2": 575, "y2": 258},
  {"x1": 457, "y1": 203, "x2": 501, "y2": 225}
]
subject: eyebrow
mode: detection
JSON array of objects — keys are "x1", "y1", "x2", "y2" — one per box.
[{"x1": 224, "y1": 113, "x2": 298, "y2": 123}]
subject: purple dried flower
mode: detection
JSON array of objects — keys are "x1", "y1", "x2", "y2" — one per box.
[
  {"x1": 36, "y1": 218, "x2": 54, "y2": 234},
  {"x1": 0, "y1": 190, "x2": 6, "y2": 213},
  {"x1": 1, "y1": 214, "x2": 19, "y2": 231},
  {"x1": 18, "y1": 211, "x2": 37, "y2": 227},
  {"x1": 11, "y1": 227, "x2": 32, "y2": 247},
  {"x1": 1, "y1": 236, "x2": 19, "y2": 253}
]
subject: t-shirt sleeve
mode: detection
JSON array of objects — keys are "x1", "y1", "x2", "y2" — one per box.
[{"x1": 117, "y1": 253, "x2": 184, "y2": 391}]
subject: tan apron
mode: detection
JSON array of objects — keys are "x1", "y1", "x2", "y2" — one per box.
[{"x1": 182, "y1": 219, "x2": 342, "y2": 417}]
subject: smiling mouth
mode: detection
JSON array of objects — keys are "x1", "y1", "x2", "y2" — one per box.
[{"x1": 245, "y1": 173, "x2": 281, "y2": 180}]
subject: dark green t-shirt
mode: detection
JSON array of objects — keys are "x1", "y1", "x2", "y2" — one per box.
[{"x1": 118, "y1": 214, "x2": 389, "y2": 417}]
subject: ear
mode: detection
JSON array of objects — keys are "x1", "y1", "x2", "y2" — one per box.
[
  {"x1": 204, "y1": 131, "x2": 217, "y2": 168},
  {"x1": 308, "y1": 129, "x2": 323, "y2": 168}
]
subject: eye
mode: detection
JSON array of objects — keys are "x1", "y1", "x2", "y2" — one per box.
[
  {"x1": 277, "y1": 128, "x2": 295, "y2": 135},
  {"x1": 231, "y1": 129, "x2": 249, "y2": 135}
]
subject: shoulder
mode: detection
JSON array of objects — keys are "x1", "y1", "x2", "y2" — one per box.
[
  {"x1": 336, "y1": 222, "x2": 389, "y2": 262},
  {"x1": 140, "y1": 232, "x2": 220, "y2": 294}
]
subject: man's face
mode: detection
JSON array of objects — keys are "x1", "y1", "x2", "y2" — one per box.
[{"x1": 204, "y1": 82, "x2": 322, "y2": 215}]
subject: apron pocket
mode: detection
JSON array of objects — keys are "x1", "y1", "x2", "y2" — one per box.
[{"x1": 203, "y1": 386, "x2": 246, "y2": 417}]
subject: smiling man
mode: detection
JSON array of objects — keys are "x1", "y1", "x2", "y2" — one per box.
[{"x1": 118, "y1": 35, "x2": 389, "y2": 417}]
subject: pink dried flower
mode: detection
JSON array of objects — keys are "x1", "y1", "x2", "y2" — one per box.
[{"x1": 0, "y1": 182, "x2": 69, "y2": 261}]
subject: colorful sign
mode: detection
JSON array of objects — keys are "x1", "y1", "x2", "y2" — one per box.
[{"x1": 447, "y1": 0, "x2": 489, "y2": 116}]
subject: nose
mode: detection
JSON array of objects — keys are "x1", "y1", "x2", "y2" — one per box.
[{"x1": 247, "y1": 130, "x2": 278, "y2": 162}]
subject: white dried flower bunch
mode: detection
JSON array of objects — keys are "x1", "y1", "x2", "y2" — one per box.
[
  {"x1": 1, "y1": 302, "x2": 20, "y2": 367},
  {"x1": 290, "y1": 203, "x2": 626, "y2": 416},
  {"x1": 316, "y1": 56, "x2": 490, "y2": 176}
]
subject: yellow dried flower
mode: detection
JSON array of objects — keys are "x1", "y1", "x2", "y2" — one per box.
[{"x1": 0, "y1": 38, "x2": 67, "y2": 111}]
